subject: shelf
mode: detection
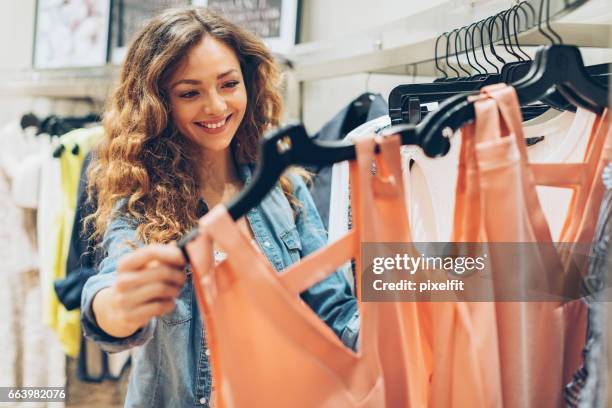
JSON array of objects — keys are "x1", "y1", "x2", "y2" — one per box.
[
  {"x1": 290, "y1": 0, "x2": 610, "y2": 81},
  {"x1": 0, "y1": 66, "x2": 119, "y2": 100}
]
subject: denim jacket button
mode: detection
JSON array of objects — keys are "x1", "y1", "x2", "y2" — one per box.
[
  {"x1": 263, "y1": 241, "x2": 271, "y2": 248},
  {"x1": 199, "y1": 397, "x2": 207, "y2": 405},
  {"x1": 205, "y1": 348, "x2": 210, "y2": 356}
]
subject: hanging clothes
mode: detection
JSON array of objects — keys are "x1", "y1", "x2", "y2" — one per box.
[
  {"x1": 327, "y1": 115, "x2": 391, "y2": 292},
  {"x1": 308, "y1": 93, "x2": 387, "y2": 230},
  {"x1": 45, "y1": 126, "x2": 103, "y2": 357},
  {"x1": 565, "y1": 163, "x2": 612, "y2": 408},
  {"x1": 455, "y1": 83, "x2": 610, "y2": 406},
  {"x1": 0, "y1": 121, "x2": 66, "y2": 401},
  {"x1": 54, "y1": 151, "x2": 98, "y2": 311}
]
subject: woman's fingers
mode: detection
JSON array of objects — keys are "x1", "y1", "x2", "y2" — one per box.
[
  {"x1": 120, "y1": 299, "x2": 177, "y2": 328},
  {"x1": 116, "y1": 264, "x2": 186, "y2": 292},
  {"x1": 118, "y1": 244, "x2": 186, "y2": 272}
]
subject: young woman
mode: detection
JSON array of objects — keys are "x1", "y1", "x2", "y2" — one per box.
[{"x1": 80, "y1": 7, "x2": 359, "y2": 408}]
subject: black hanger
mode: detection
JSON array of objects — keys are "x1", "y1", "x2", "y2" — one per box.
[
  {"x1": 441, "y1": 30, "x2": 461, "y2": 81},
  {"x1": 454, "y1": 26, "x2": 473, "y2": 79},
  {"x1": 341, "y1": 92, "x2": 376, "y2": 138},
  {"x1": 389, "y1": 26, "x2": 490, "y2": 125},
  {"x1": 389, "y1": 8, "x2": 528, "y2": 126},
  {"x1": 20, "y1": 112, "x2": 40, "y2": 130},
  {"x1": 415, "y1": 43, "x2": 609, "y2": 152},
  {"x1": 513, "y1": 45, "x2": 608, "y2": 114},
  {"x1": 513, "y1": 0, "x2": 607, "y2": 112},
  {"x1": 468, "y1": 21, "x2": 489, "y2": 79}
]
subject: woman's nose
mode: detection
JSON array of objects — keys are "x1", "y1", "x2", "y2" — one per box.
[{"x1": 202, "y1": 91, "x2": 227, "y2": 116}]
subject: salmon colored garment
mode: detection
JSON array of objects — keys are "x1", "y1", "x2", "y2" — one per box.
[
  {"x1": 185, "y1": 134, "x2": 417, "y2": 408},
  {"x1": 453, "y1": 83, "x2": 611, "y2": 407}
]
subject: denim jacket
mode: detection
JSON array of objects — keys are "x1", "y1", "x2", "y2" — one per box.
[{"x1": 80, "y1": 164, "x2": 360, "y2": 408}]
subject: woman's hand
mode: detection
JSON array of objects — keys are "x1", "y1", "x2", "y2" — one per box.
[{"x1": 92, "y1": 244, "x2": 187, "y2": 338}]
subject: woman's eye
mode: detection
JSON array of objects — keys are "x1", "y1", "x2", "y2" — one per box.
[
  {"x1": 179, "y1": 91, "x2": 199, "y2": 98},
  {"x1": 222, "y1": 81, "x2": 240, "y2": 89}
]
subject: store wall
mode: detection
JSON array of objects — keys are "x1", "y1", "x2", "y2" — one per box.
[{"x1": 0, "y1": 0, "x2": 37, "y2": 125}]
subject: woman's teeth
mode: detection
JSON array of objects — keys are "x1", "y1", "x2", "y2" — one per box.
[{"x1": 197, "y1": 117, "x2": 228, "y2": 128}]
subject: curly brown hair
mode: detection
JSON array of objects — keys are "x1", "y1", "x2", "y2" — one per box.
[{"x1": 87, "y1": 7, "x2": 306, "y2": 245}]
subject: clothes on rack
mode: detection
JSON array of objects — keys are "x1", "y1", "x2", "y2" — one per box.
[
  {"x1": 565, "y1": 162, "x2": 612, "y2": 408},
  {"x1": 327, "y1": 115, "x2": 391, "y2": 292},
  {"x1": 43, "y1": 127, "x2": 103, "y2": 357},
  {"x1": 55, "y1": 151, "x2": 98, "y2": 311},
  {"x1": 0, "y1": 116, "x2": 133, "y2": 405},
  {"x1": 0, "y1": 120, "x2": 66, "y2": 401},
  {"x1": 307, "y1": 93, "x2": 387, "y2": 230}
]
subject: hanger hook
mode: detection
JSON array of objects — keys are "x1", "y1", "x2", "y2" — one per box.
[
  {"x1": 513, "y1": 4, "x2": 532, "y2": 61},
  {"x1": 545, "y1": 0, "x2": 563, "y2": 44},
  {"x1": 454, "y1": 27, "x2": 472, "y2": 77},
  {"x1": 519, "y1": 0, "x2": 537, "y2": 31},
  {"x1": 488, "y1": 15, "x2": 506, "y2": 66},
  {"x1": 479, "y1": 18, "x2": 498, "y2": 73},
  {"x1": 468, "y1": 21, "x2": 487, "y2": 74},
  {"x1": 467, "y1": 22, "x2": 485, "y2": 75},
  {"x1": 499, "y1": 10, "x2": 520, "y2": 61},
  {"x1": 507, "y1": 7, "x2": 524, "y2": 61},
  {"x1": 537, "y1": 0, "x2": 555, "y2": 44},
  {"x1": 461, "y1": 24, "x2": 479, "y2": 76},
  {"x1": 444, "y1": 31, "x2": 460, "y2": 78},
  {"x1": 434, "y1": 31, "x2": 448, "y2": 79}
]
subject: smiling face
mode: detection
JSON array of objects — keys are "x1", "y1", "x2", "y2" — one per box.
[{"x1": 167, "y1": 35, "x2": 248, "y2": 154}]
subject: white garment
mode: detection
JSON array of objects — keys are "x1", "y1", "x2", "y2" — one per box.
[
  {"x1": 328, "y1": 115, "x2": 392, "y2": 244},
  {"x1": 525, "y1": 108, "x2": 596, "y2": 240},
  {"x1": 35, "y1": 141, "x2": 64, "y2": 330},
  {"x1": 328, "y1": 116, "x2": 391, "y2": 291},
  {"x1": 401, "y1": 132, "x2": 461, "y2": 242}
]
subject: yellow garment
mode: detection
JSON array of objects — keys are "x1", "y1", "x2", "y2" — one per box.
[{"x1": 44, "y1": 126, "x2": 102, "y2": 357}]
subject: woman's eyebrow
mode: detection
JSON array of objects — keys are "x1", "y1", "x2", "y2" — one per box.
[
  {"x1": 217, "y1": 69, "x2": 238, "y2": 79},
  {"x1": 170, "y1": 79, "x2": 200, "y2": 89},
  {"x1": 170, "y1": 69, "x2": 238, "y2": 89}
]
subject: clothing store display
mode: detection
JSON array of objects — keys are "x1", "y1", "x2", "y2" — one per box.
[
  {"x1": 81, "y1": 165, "x2": 359, "y2": 407},
  {"x1": 308, "y1": 93, "x2": 387, "y2": 229}
]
